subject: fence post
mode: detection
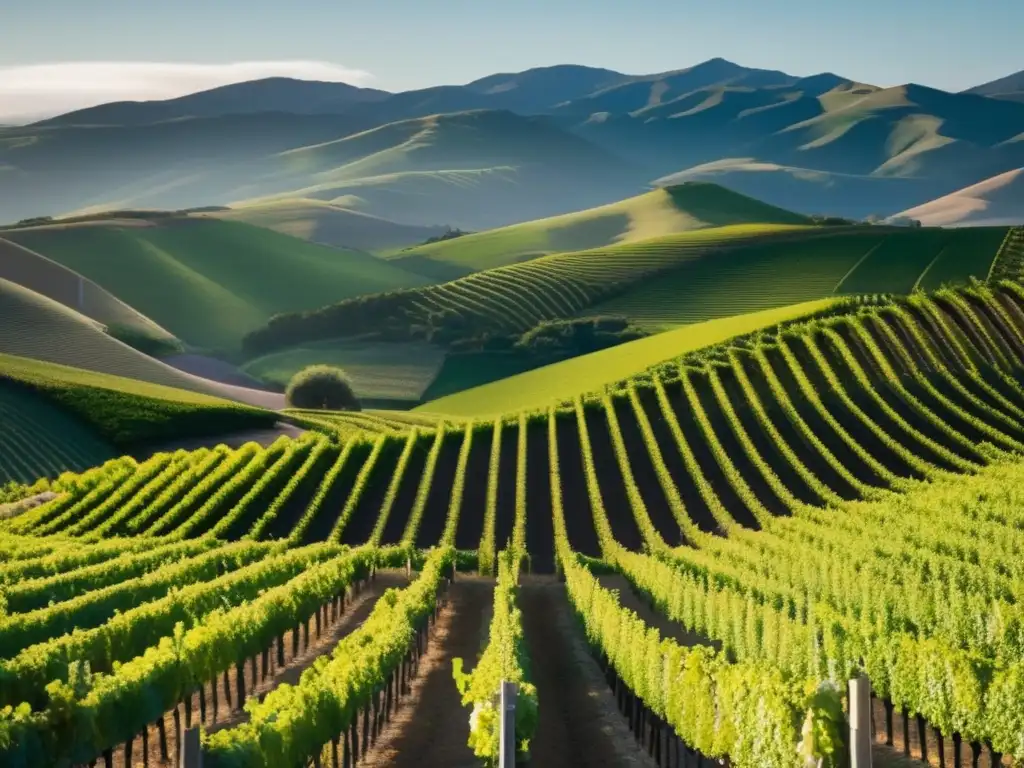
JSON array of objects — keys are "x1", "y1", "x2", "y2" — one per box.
[
  {"x1": 849, "y1": 675, "x2": 872, "y2": 768},
  {"x1": 181, "y1": 725, "x2": 203, "y2": 768},
  {"x1": 499, "y1": 681, "x2": 519, "y2": 768}
]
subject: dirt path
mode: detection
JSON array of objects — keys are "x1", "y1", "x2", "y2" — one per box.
[
  {"x1": 520, "y1": 579, "x2": 659, "y2": 768},
  {"x1": 110, "y1": 571, "x2": 404, "y2": 768},
  {"x1": 358, "y1": 576, "x2": 494, "y2": 768}
]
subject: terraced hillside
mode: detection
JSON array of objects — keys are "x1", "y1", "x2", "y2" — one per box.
[
  {"x1": 3, "y1": 216, "x2": 432, "y2": 351},
  {"x1": 0, "y1": 353, "x2": 275, "y2": 473},
  {"x1": 5, "y1": 280, "x2": 1024, "y2": 768},
  {"x1": 387, "y1": 183, "x2": 812, "y2": 276},
  {"x1": 0, "y1": 384, "x2": 115, "y2": 484},
  {"x1": 582, "y1": 225, "x2": 1010, "y2": 328},
  {"x1": 245, "y1": 223, "x2": 1008, "y2": 357}
]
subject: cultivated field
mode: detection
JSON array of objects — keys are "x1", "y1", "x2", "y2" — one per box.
[
  {"x1": 583, "y1": 225, "x2": 1010, "y2": 328},
  {"x1": 4, "y1": 279, "x2": 1024, "y2": 767},
  {"x1": 245, "y1": 223, "x2": 1008, "y2": 357}
]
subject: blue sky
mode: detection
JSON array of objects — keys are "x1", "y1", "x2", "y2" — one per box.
[{"x1": 1, "y1": 0, "x2": 1022, "y2": 119}]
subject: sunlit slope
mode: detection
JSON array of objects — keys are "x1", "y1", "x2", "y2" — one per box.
[
  {"x1": 243, "y1": 223, "x2": 815, "y2": 355},
  {"x1": 0, "y1": 236, "x2": 174, "y2": 341},
  {"x1": 893, "y1": 168, "x2": 1024, "y2": 226},
  {"x1": 387, "y1": 182, "x2": 812, "y2": 273},
  {"x1": 0, "y1": 277, "x2": 280, "y2": 410},
  {"x1": 4, "y1": 217, "x2": 432, "y2": 351},
  {"x1": 204, "y1": 198, "x2": 444, "y2": 251},
  {"x1": 418, "y1": 299, "x2": 838, "y2": 416},
  {"x1": 584, "y1": 225, "x2": 1009, "y2": 328}
]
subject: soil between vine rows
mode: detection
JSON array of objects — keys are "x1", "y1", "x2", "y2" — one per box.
[
  {"x1": 111, "y1": 571, "x2": 406, "y2": 768},
  {"x1": 359, "y1": 575, "x2": 493, "y2": 768}
]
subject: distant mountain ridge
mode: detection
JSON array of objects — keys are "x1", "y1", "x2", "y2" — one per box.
[
  {"x1": 963, "y1": 69, "x2": 1024, "y2": 103},
  {"x1": 4, "y1": 58, "x2": 1024, "y2": 226}
]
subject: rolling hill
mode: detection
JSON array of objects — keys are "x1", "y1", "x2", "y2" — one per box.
[
  {"x1": 892, "y1": 168, "x2": 1024, "y2": 226},
  {"x1": 202, "y1": 198, "x2": 445, "y2": 251},
  {"x1": 2, "y1": 216, "x2": 432, "y2": 351},
  {"x1": 387, "y1": 183, "x2": 811, "y2": 275},
  {"x1": 242, "y1": 222, "x2": 817, "y2": 356},
  {"x1": 1, "y1": 109, "x2": 645, "y2": 230},
  {"x1": 418, "y1": 299, "x2": 840, "y2": 416},
  {"x1": 0, "y1": 275, "x2": 287, "y2": 412},
  {"x1": 6, "y1": 60, "x2": 1024, "y2": 227},
  {"x1": 245, "y1": 221, "x2": 1008, "y2": 359},
  {"x1": 0, "y1": 236, "x2": 175, "y2": 341},
  {"x1": 581, "y1": 225, "x2": 1010, "y2": 327}
]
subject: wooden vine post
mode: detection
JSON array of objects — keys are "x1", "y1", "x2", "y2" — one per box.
[
  {"x1": 181, "y1": 725, "x2": 203, "y2": 768},
  {"x1": 499, "y1": 680, "x2": 518, "y2": 768},
  {"x1": 849, "y1": 675, "x2": 872, "y2": 768}
]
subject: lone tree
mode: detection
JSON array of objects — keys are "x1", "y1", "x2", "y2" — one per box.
[{"x1": 285, "y1": 365, "x2": 361, "y2": 411}]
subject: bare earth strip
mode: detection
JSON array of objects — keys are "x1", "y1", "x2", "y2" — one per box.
[
  {"x1": 359, "y1": 575, "x2": 494, "y2": 768},
  {"x1": 520, "y1": 578, "x2": 659, "y2": 768}
]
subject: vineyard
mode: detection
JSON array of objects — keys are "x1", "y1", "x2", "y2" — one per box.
[
  {"x1": 243, "y1": 224, "x2": 1010, "y2": 356},
  {"x1": 3, "y1": 278, "x2": 1024, "y2": 766}
]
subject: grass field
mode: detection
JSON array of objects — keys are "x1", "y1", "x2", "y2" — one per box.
[
  {"x1": 386, "y1": 183, "x2": 812, "y2": 273},
  {"x1": 418, "y1": 299, "x2": 840, "y2": 416},
  {"x1": 6, "y1": 281, "x2": 1024, "y2": 767},
  {"x1": 3, "y1": 217, "x2": 432, "y2": 351},
  {"x1": 242, "y1": 339, "x2": 446, "y2": 402},
  {"x1": 203, "y1": 198, "x2": 444, "y2": 251}
]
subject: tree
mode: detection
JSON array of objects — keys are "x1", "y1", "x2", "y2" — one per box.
[{"x1": 285, "y1": 366, "x2": 360, "y2": 411}]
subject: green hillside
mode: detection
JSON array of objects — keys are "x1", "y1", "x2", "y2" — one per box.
[
  {"x1": 583, "y1": 225, "x2": 1009, "y2": 328},
  {"x1": 0, "y1": 236, "x2": 175, "y2": 342},
  {"x1": 418, "y1": 299, "x2": 839, "y2": 416},
  {"x1": 3, "y1": 217, "x2": 432, "y2": 351},
  {"x1": 204, "y1": 198, "x2": 445, "y2": 251},
  {"x1": 0, "y1": 352, "x2": 275, "y2": 453},
  {"x1": 0, "y1": 382, "x2": 115, "y2": 484},
  {"x1": 387, "y1": 183, "x2": 811, "y2": 274},
  {"x1": 246, "y1": 223, "x2": 1007, "y2": 362},
  {"x1": 243, "y1": 223, "x2": 814, "y2": 356},
  {"x1": 0, "y1": 276, "x2": 231, "y2": 395}
]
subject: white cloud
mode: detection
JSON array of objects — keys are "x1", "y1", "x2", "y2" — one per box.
[{"x1": 0, "y1": 61, "x2": 374, "y2": 122}]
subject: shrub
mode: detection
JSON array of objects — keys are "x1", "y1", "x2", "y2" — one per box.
[
  {"x1": 105, "y1": 325, "x2": 184, "y2": 358},
  {"x1": 285, "y1": 366, "x2": 361, "y2": 411}
]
